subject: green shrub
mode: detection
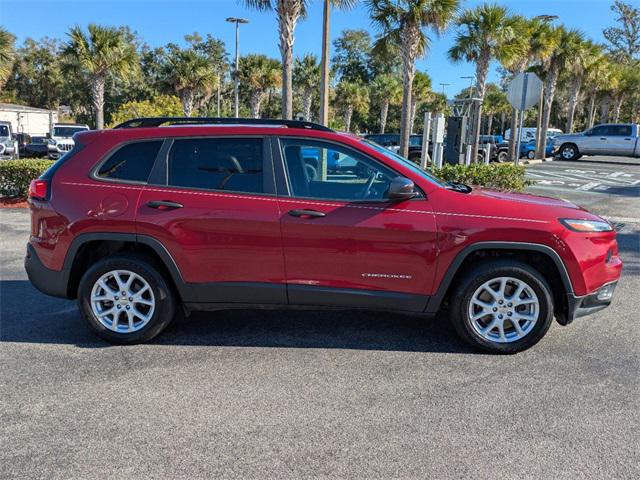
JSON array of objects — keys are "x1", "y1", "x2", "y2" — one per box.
[
  {"x1": 431, "y1": 163, "x2": 531, "y2": 191},
  {"x1": 0, "y1": 159, "x2": 55, "y2": 198}
]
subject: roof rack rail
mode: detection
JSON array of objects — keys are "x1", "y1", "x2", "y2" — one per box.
[{"x1": 113, "y1": 117, "x2": 333, "y2": 131}]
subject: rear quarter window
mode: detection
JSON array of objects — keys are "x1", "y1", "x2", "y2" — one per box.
[{"x1": 96, "y1": 141, "x2": 162, "y2": 183}]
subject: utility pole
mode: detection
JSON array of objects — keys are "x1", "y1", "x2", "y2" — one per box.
[
  {"x1": 226, "y1": 17, "x2": 249, "y2": 118},
  {"x1": 319, "y1": 0, "x2": 331, "y2": 126}
]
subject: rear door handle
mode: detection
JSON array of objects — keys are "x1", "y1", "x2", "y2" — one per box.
[
  {"x1": 147, "y1": 200, "x2": 183, "y2": 209},
  {"x1": 288, "y1": 209, "x2": 326, "y2": 218},
  {"x1": 600, "y1": 137, "x2": 607, "y2": 140}
]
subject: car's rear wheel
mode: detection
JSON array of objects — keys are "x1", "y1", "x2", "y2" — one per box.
[
  {"x1": 559, "y1": 143, "x2": 580, "y2": 161},
  {"x1": 527, "y1": 150, "x2": 536, "y2": 160},
  {"x1": 78, "y1": 254, "x2": 176, "y2": 344},
  {"x1": 497, "y1": 151, "x2": 509, "y2": 163},
  {"x1": 449, "y1": 260, "x2": 554, "y2": 353}
]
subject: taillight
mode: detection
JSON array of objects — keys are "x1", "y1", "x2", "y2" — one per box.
[{"x1": 28, "y1": 179, "x2": 48, "y2": 200}]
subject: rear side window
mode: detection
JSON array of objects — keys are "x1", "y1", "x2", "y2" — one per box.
[
  {"x1": 167, "y1": 138, "x2": 263, "y2": 193},
  {"x1": 97, "y1": 141, "x2": 162, "y2": 182},
  {"x1": 606, "y1": 125, "x2": 632, "y2": 136}
]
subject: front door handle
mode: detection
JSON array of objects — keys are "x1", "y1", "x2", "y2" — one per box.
[
  {"x1": 288, "y1": 209, "x2": 326, "y2": 218},
  {"x1": 147, "y1": 200, "x2": 184, "y2": 209},
  {"x1": 600, "y1": 137, "x2": 607, "y2": 140}
]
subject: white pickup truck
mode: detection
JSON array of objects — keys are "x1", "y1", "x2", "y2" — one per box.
[{"x1": 552, "y1": 123, "x2": 640, "y2": 160}]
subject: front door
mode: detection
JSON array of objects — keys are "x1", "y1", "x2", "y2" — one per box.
[
  {"x1": 275, "y1": 137, "x2": 438, "y2": 312},
  {"x1": 136, "y1": 136, "x2": 287, "y2": 305}
]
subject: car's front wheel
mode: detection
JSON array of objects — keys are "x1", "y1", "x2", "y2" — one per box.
[
  {"x1": 449, "y1": 260, "x2": 554, "y2": 353},
  {"x1": 78, "y1": 254, "x2": 176, "y2": 344},
  {"x1": 527, "y1": 150, "x2": 536, "y2": 160}
]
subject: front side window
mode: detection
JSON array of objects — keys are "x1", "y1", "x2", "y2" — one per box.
[
  {"x1": 280, "y1": 139, "x2": 398, "y2": 201},
  {"x1": 167, "y1": 137, "x2": 263, "y2": 193},
  {"x1": 590, "y1": 126, "x2": 608, "y2": 136},
  {"x1": 97, "y1": 140, "x2": 162, "y2": 182}
]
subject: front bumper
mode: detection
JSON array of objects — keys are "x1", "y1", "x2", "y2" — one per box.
[
  {"x1": 25, "y1": 243, "x2": 71, "y2": 298},
  {"x1": 562, "y1": 281, "x2": 618, "y2": 325}
]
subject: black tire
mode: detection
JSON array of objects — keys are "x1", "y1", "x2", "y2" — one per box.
[
  {"x1": 449, "y1": 259, "x2": 554, "y2": 354},
  {"x1": 497, "y1": 150, "x2": 509, "y2": 163},
  {"x1": 559, "y1": 143, "x2": 580, "y2": 161},
  {"x1": 78, "y1": 254, "x2": 176, "y2": 344},
  {"x1": 527, "y1": 150, "x2": 536, "y2": 160}
]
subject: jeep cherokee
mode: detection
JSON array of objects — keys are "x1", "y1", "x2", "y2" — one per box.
[{"x1": 25, "y1": 117, "x2": 622, "y2": 353}]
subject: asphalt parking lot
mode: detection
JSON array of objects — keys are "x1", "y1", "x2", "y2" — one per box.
[{"x1": 1, "y1": 155, "x2": 639, "y2": 479}]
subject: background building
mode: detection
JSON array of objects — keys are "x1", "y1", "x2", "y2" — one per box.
[{"x1": 0, "y1": 103, "x2": 58, "y2": 137}]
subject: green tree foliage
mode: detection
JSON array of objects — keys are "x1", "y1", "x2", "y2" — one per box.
[
  {"x1": 293, "y1": 53, "x2": 320, "y2": 121},
  {"x1": 108, "y1": 95, "x2": 184, "y2": 127},
  {"x1": 604, "y1": 0, "x2": 640, "y2": 64},
  {"x1": 334, "y1": 80, "x2": 369, "y2": 132},
  {"x1": 62, "y1": 24, "x2": 138, "y2": 129},
  {"x1": 0, "y1": 27, "x2": 15, "y2": 93},
  {"x1": 239, "y1": 54, "x2": 281, "y2": 118}
]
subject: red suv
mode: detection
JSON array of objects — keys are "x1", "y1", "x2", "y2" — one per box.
[{"x1": 25, "y1": 118, "x2": 622, "y2": 353}]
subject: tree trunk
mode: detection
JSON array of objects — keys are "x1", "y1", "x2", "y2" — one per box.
[
  {"x1": 250, "y1": 90, "x2": 263, "y2": 118},
  {"x1": 508, "y1": 107, "x2": 518, "y2": 162},
  {"x1": 91, "y1": 76, "x2": 105, "y2": 129},
  {"x1": 276, "y1": 0, "x2": 302, "y2": 120},
  {"x1": 409, "y1": 97, "x2": 418, "y2": 134},
  {"x1": 302, "y1": 89, "x2": 313, "y2": 121},
  {"x1": 470, "y1": 54, "x2": 490, "y2": 163},
  {"x1": 566, "y1": 75, "x2": 582, "y2": 133},
  {"x1": 319, "y1": 0, "x2": 330, "y2": 126},
  {"x1": 588, "y1": 92, "x2": 597, "y2": 128},
  {"x1": 500, "y1": 112, "x2": 505, "y2": 136},
  {"x1": 399, "y1": 24, "x2": 419, "y2": 158},
  {"x1": 613, "y1": 96, "x2": 623, "y2": 122},
  {"x1": 600, "y1": 96, "x2": 611, "y2": 123},
  {"x1": 539, "y1": 64, "x2": 559, "y2": 160},
  {"x1": 180, "y1": 90, "x2": 194, "y2": 117},
  {"x1": 380, "y1": 99, "x2": 389, "y2": 134},
  {"x1": 486, "y1": 114, "x2": 494, "y2": 135},
  {"x1": 344, "y1": 106, "x2": 353, "y2": 132}
]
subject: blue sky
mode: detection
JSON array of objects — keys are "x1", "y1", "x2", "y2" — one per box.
[{"x1": 1, "y1": 0, "x2": 618, "y2": 95}]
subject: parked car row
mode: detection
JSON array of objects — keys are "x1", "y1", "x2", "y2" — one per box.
[{"x1": 0, "y1": 122, "x2": 90, "y2": 160}]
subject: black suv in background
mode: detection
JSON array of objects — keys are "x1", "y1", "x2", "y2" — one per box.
[{"x1": 364, "y1": 134, "x2": 427, "y2": 164}]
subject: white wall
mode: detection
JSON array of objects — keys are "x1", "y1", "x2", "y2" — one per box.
[{"x1": 0, "y1": 109, "x2": 58, "y2": 136}]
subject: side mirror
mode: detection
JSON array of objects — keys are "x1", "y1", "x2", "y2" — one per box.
[{"x1": 387, "y1": 176, "x2": 418, "y2": 201}]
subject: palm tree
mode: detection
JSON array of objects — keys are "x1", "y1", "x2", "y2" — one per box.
[
  {"x1": 164, "y1": 47, "x2": 218, "y2": 117},
  {"x1": 370, "y1": 73, "x2": 402, "y2": 133},
  {"x1": 410, "y1": 71, "x2": 432, "y2": 133},
  {"x1": 368, "y1": 0, "x2": 459, "y2": 158},
  {"x1": 565, "y1": 40, "x2": 602, "y2": 132},
  {"x1": 62, "y1": 24, "x2": 137, "y2": 129},
  {"x1": 482, "y1": 84, "x2": 509, "y2": 135},
  {"x1": 583, "y1": 54, "x2": 611, "y2": 128},
  {"x1": 319, "y1": 0, "x2": 358, "y2": 125},
  {"x1": 239, "y1": 54, "x2": 281, "y2": 118},
  {"x1": 538, "y1": 27, "x2": 586, "y2": 154},
  {"x1": 449, "y1": 3, "x2": 518, "y2": 162},
  {"x1": 0, "y1": 28, "x2": 15, "y2": 93},
  {"x1": 245, "y1": 1, "x2": 350, "y2": 120},
  {"x1": 293, "y1": 53, "x2": 320, "y2": 121},
  {"x1": 500, "y1": 16, "x2": 556, "y2": 160},
  {"x1": 334, "y1": 80, "x2": 369, "y2": 132}
]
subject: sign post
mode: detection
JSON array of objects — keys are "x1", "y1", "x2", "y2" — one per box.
[{"x1": 507, "y1": 72, "x2": 543, "y2": 165}]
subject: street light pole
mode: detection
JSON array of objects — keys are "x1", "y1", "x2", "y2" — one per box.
[{"x1": 226, "y1": 17, "x2": 249, "y2": 118}]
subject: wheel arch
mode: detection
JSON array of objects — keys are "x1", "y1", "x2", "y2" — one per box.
[
  {"x1": 425, "y1": 242, "x2": 574, "y2": 321},
  {"x1": 64, "y1": 233, "x2": 185, "y2": 300}
]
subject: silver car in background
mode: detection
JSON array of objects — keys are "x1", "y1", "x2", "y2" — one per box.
[{"x1": 553, "y1": 123, "x2": 640, "y2": 160}]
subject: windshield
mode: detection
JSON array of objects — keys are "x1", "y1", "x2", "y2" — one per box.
[
  {"x1": 53, "y1": 126, "x2": 87, "y2": 137},
  {"x1": 0, "y1": 125, "x2": 9, "y2": 137},
  {"x1": 362, "y1": 139, "x2": 448, "y2": 188}
]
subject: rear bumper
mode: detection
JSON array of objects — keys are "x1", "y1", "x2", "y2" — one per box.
[
  {"x1": 24, "y1": 243, "x2": 70, "y2": 298},
  {"x1": 563, "y1": 281, "x2": 618, "y2": 324}
]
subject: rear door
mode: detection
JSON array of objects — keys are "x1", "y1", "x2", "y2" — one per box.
[
  {"x1": 274, "y1": 137, "x2": 438, "y2": 312},
  {"x1": 136, "y1": 135, "x2": 287, "y2": 305},
  {"x1": 605, "y1": 125, "x2": 635, "y2": 155}
]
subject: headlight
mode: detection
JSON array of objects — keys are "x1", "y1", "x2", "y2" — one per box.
[{"x1": 559, "y1": 218, "x2": 613, "y2": 232}]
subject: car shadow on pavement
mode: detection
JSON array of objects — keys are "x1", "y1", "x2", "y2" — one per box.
[{"x1": 0, "y1": 280, "x2": 475, "y2": 354}]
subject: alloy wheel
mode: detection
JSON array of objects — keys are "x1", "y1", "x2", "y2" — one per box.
[
  {"x1": 90, "y1": 270, "x2": 155, "y2": 333},
  {"x1": 468, "y1": 276, "x2": 539, "y2": 343}
]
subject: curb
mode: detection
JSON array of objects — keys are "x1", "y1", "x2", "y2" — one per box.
[{"x1": 522, "y1": 158, "x2": 554, "y2": 165}]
